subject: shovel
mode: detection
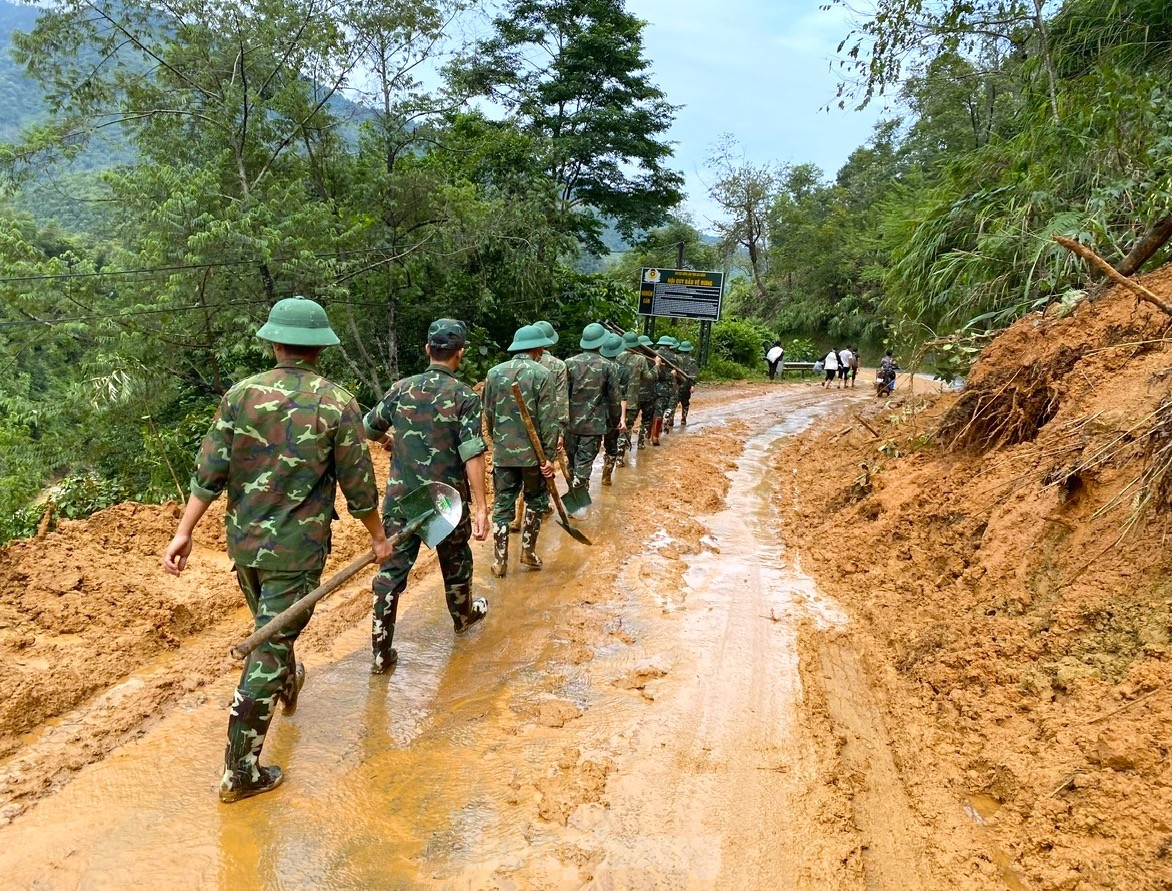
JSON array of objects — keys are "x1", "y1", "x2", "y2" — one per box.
[
  {"x1": 229, "y1": 481, "x2": 463, "y2": 660},
  {"x1": 511, "y1": 383, "x2": 592, "y2": 546},
  {"x1": 557, "y1": 446, "x2": 592, "y2": 514}
]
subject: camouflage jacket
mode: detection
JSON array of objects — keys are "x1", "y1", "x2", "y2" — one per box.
[
  {"x1": 606, "y1": 358, "x2": 631, "y2": 426},
  {"x1": 679, "y1": 354, "x2": 700, "y2": 387},
  {"x1": 363, "y1": 364, "x2": 486, "y2": 519},
  {"x1": 655, "y1": 348, "x2": 679, "y2": 396},
  {"x1": 565, "y1": 350, "x2": 622, "y2": 436},
  {"x1": 616, "y1": 351, "x2": 654, "y2": 405},
  {"x1": 538, "y1": 351, "x2": 569, "y2": 436},
  {"x1": 190, "y1": 359, "x2": 379, "y2": 570},
  {"x1": 484, "y1": 356, "x2": 558, "y2": 466}
]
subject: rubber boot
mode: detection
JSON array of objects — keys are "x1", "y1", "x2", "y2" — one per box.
[
  {"x1": 219, "y1": 692, "x2": 283, "y2": 803},
  {"x1": 519, "y1": 508, "x2": 543, "y2": 570},
  {"x1": 279, "y1": 659, "x2": 305, "y2": 715},
  {"x1": 509, "y1": 495, "x2": 523, "y2": 533},
  {"x1": 681, "y1": 407, "x2": 688, "y2": 426},
  {"x1": 491, "y1": 523, "x2": 509, "y2": 578},
  {"x1": 371, "y1": 584, "x2": 401, "y2": 674},
  {"x1": 601, "y1": 456, "x2": 615, "y2": 487},
  {"x1": 448, "y1": 582, "x2": 489, "y2": 633},
  {"x1": 638, "y1": 432, "x2": 647, "y2": 450},
  {"x1": 651, "y1": 417, "x2": 662, "y2": 446}
]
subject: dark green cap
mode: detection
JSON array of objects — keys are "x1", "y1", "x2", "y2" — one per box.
[
  {"x1": 508, "y1": 324, "x2": 555, "y2": 352},
  {"x1": 428, "y1": 318, "x2": 467, "y2": 349},
  {"x1": 534, "y1": 320, "x2": 559, "y2": 345},
  {"x1": 580, "y1": 322, "x2": 608, "y2": 350},
  {"x1": 677, "y1": 340, "x2": 694, "y2": 352},
  {"x1": 600, "y1": 333, "x2": 624, "y2": 358},
  {"x1": 257, "y1": 296, "x2": 340, "y2": 347}
]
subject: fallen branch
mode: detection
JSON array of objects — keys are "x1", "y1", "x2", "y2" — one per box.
[
  {"x1": 1053, "y1": 235, "x2": 1172, "y2": 316},
  {"x1": 854, "y1": 414, "x2": 882, "y2": 438},
  {"x1": 1088, "y1": 683, "x2": 1171, "y2": 725},
  {"x1": 829, "y1": 425, "x2": 855, "y2": 444}
]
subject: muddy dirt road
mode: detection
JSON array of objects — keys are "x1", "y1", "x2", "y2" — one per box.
[{"x1": 0, "y1": 385, "x2": 1006, "y2": 890}]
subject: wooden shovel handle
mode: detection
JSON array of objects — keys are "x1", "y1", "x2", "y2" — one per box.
[{"x1": 511, "y1": 383, "x2": 573, "y2": 527}]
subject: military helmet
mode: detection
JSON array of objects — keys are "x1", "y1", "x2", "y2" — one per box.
[
  {"x1": 508, "y1": 323, "x2": 555, "y2": 352},
  {"x1": 534, "y1": 320, "x2": 559, "y2": 345},
  {"x1": 677, "y1": 340, "x2": 694, "y2": 352},
  {"x1": 257, "y1": 296, "x2": 340, "y2": 347},
  {"x1": 638, "y1": 335, "x2": 653, "y2": 347},
  {"x1": 655, "y1": 335, "x2": 678, "y2": 347},
  {"x1": 580, "y1": 322, "x2": 608, "y2": 350},
  {"x1": 600, "y1": 333, "x2": 624, "y2": 359},
  {"x1": 621, "y1": 331, "x2": 641, "y2": 351}
]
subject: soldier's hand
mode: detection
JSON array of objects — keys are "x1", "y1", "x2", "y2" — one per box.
[
  {"x1": 379, "y1": 433, "x2": 394, "y2": 453},
  {"x1": 472, "y1": 505, "x2": 489, "y2": 541},
  {"x1": 540, "y1": 460, "x2": 556, "y2": 479},
  {"x1": 162, "y1": 533, "x2": 192, "y2": 576},
  {"x1": 371, "y1": 534, "x2": 394, "y2": 564},
  {"x1": 654, "y1": 356, "x2": 663, "y2": 367}
]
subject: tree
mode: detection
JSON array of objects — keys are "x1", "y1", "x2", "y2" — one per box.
[
  {"x1": 705, "y1": 134, "x2": 778, "y2": 304},
  {"x1": 451, "y1": 0, "x2": 683, "y2": 249}
]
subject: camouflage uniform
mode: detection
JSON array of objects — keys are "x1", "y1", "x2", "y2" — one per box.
[
  {"x1": 654, "y1": 349, "x2": 678, "y2": 426},
  {"x1": 364, "y1": 362, "x2": 487, "y2": 669},
  {"x1": 538, "y1": 351, "x2": 569, "y2": 438},
  {"x1": 191, "y1": 359, "x2": 379, "y2": 793},
  {"x1": 637, "y1": 353, "x2": 659, "y2": 447},
  {"x1": 483, "y1": 352, "x2": 558, "y2": 574},
  {"x1": 564, "y1": 350, "x2": 621, "y2": 488},
  {"x1": 677, "y1": 352, "x2": 700, "y2": 424},
  {"x1": 616, "y1": 349, "x2": 654, "y2": 456}
]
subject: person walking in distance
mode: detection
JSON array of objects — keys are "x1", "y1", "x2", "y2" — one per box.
[
  {"x1": 837, "y1": 346, "x2": 854, "y2": 390},
  {"x1": 162, "y1": 296, "x2": 393, "y2": 803},
  {"x1": 564, "y1": 323, "x2": 622, "y2": 497},
  {"x1": 599, "y1": 333, "x2": 629, "y2": 485},
  {"x1": 652, "y1": 335, "x2": 679, "y2": 443},
  {"x1": 483, "y1": 325, "x2": 559, "y2": 577},
  {"x1": 766, "y1": 340, "x2": 784, "y2": 381},
  {"x1": 615, "y1": 331, "x2": 654, "y2": 463},
  {"x1": 636, "y1": 335, "x2": 661, "y2": 449},
  {"x1": 846, "y1": 345, "x2": 860, "y2": 388},
  {"x1": 676, "y1": 340, "x2": 699, "y2": 426},
  {"x1": 821, "y1": 348, "x2": 840, "y2": 388},
  {"x1": 363, "y1": 319, "x2": 490, "y2": 675}
]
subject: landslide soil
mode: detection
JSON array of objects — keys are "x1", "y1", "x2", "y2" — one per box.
[{"x1": 775, "y1": 271, "x2": 1172, "y2": 890}]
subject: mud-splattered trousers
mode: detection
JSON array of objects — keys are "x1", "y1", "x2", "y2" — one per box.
[
  {"x1": 492, "y1": 467, "x2": 550, "y2": 526},
  {"x1": 563, "y1": 432, "x2": 603, "y2": 486},
  {"x1": 225, "y1": 565, "x2": 321, "y2": 783},
  {"x1": 371, "y1": 505, "x2": 476, "y2": 666}
]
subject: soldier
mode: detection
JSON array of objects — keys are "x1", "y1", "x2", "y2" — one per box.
[
  {"x1": 483, "y1": 324, "x2": 559, "y2": 577},
  {"x1": 636, "y1": 334, "x2": 661, "y2": 450},
  {"x1": 615, "y1": 331, "x2": 655, "y2": 464},
  {"x1": 162, "y1": 296, "x2": 393, "y2": 803},
  {"x1": 599, "y1": 333, "x2": 629, "y2": 485},
  {"x1": 564, "y1": 323, "x2": 622, "y2": 493},
  {"x1": 510, "y1": 319, "x2": 568, "y2": 533},
  {"x1": 363, "y1": 319, "x2": 490, "y2": 674},
  {"x1": 675, "y1": 340, "x2": 699, "y2": 426},
  {"x1": 652, "y1": 335, "x2": 679, "y2": 445}
]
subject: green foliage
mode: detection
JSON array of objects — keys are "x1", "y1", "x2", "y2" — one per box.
[
  {"x1": 699, "y1": 357, "x2": 761, "y2": 382},
  {"x1": 781, "y1": 337, "x2": 817, "y2": 362},
  {"x1": 711, "y1": 319, "x2": 775, "y2": 367}
]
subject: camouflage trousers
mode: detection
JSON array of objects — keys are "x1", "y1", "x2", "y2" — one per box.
[
  {"x1": 666, "y1": 384, "x2": 692, "y2": 424},
  {"x1": 604, "y1": 421, "x2": 622, "y2": 458},
  {"x1": 226, "y1": 565, "x2": 321, "y2": 781},
  {"x1": 654, "y1": 384, "x2": 677, "y2": 420},
  {"x1": 493, "y1": 466, "x2": 550, "y2": 526},
  {"x1": 564, "y1": 432, "x2": 603, "y2": 486},
  {"x1": 634, "y1": 393, "x2": 657, "y2": 442},
  {"x1": 371, "y1": 506, "x2": 475, "y2": 660}
]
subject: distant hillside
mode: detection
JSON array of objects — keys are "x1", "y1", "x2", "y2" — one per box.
[{"x1": 0, "y1": 0, "x2": 42, "y2": 142}]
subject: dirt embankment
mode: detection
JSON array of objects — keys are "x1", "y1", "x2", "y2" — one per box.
[{"x1": 777, "y1": 271, "x2": 1172, "y2": 890}]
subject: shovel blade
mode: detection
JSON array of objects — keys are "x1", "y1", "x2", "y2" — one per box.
[
  {"x1": 558, "y1": 519, "x2": 592, "y2": 546},
  {"x1": 400, "y1": 481, "x2": 463, "y2": 549},
  {"x1": 561, "y1": 483, "x2": 592, "y2": 514}
]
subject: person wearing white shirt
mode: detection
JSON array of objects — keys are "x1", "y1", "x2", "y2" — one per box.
[
  {"x1": 837, "y1": 348, "x2": 854, "y2": 389},
  {"x1": 765, "y1": 341, "x2": 784, "y2": 380},
  {"x1": 822, "y1": 349, "x2": 839, "y2": 388}
]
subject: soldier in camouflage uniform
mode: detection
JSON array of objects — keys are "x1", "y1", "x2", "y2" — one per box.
[
  {"x1": 483, "y1": 324, "x2": 559, "y2": 577},
  {"x1": 599, "y1": 333, "x2": 629, "y2": 485},
  {"x1": 162, "y1": 297, "x2": 392, "y2": 804},
  {"x1": 652, "y1": 335, "x2": 679, "y2": 445},
  {"x1": 363, "y1": 319, "x2": 489, "y2": 674},
  {"x1": 615, "y1": 331, "x2": 655, "y2": 462},
  {"x1": 636, "y1": 334, "x2": 661, "y2": 449},
  {"x1": 510, "y1": 319, "x2": 568, "y2": 533},
  {"x1": 676, "y1": 340, "x2": 700, "y2": 426},
  {"x1": 564, "y1": 323, "x2": 622, "y2": 494}
]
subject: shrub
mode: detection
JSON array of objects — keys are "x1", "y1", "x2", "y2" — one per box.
[{"x1": 711, "y1": 318, "x2": 775, "y2": 366}]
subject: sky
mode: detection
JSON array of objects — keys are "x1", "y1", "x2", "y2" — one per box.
[{"x1": 626, "y1": 0, "x2": 885, "y2": 225}]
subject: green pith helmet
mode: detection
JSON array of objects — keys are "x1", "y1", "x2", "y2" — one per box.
[
  {"x1": 600, "y1": 333, "x2": 624, "y2": 358},
  {"x1": 257, "y1": 296, "x2": 340, "y2": 347},
  {"x1": 580, "y1": 322, "x2": 608, "y2": 350},
  {"x1": 508, "y1": 324, "x2": 555, "y2": 352},
  {"x1": 656, "y1": 335, "x2": 678, "y2": 347},
  {"x1": 534, "y1": 320, "x2": 559, "y2": 345},
  {"x1": 677, "y1": 340, "x2": 694, "y2": 352},
  {"x1": 621, "y1": 331, "x2": 641, "y2": 351},
  {"x1": 638, "y1": 335, "x2": 653, "y2": 347}
]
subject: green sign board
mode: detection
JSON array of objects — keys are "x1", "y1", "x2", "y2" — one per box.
[{"x1": 638, "y1": 267, "x2": 724, "y2": 321}]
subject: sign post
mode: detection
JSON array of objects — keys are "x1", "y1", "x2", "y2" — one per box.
[{"x1": 638, "y1": 267, "x2": 724, "y2": 368}]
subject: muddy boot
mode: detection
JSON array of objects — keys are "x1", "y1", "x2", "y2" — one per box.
[
  {"x1": 601, "y1": 456, "x2": 615, "y2": 487},
  {"x1": 491, "y1": 523, "x2": 509, "y2": 578},
  {"x1": 457, "y1": 596, "x2": 489, "y2": 633},
  {"x1": 681, "y1": 408, "x2": 688, "y2": 426},
  {"x1": 447, "y1": 582, "x2": 488, "y2": 633},
  {"x1": 638, "y1": 432, "x2": 647, "y2": 450},
  {"x1": 519, "y1": 508, "x2": 544, "y2": 570},
  {"x1": 371, "y1": 584, "x2": 402, "y2": 674},
  {"x1": 279, "y1": 660, "x2": 305, "y2": 716},
  {"x1": 508, "y1": 495, "x2": 523, "y2": 533},
  {"x1": 219, "y1": 692, "x2": 283, "y2": 803},
  {"x1": 370, "y1": 647, "x2": 398, "y2": 674},
  {"x1": 651, "y1": 417, "x2": 662, "y2": 446}
]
